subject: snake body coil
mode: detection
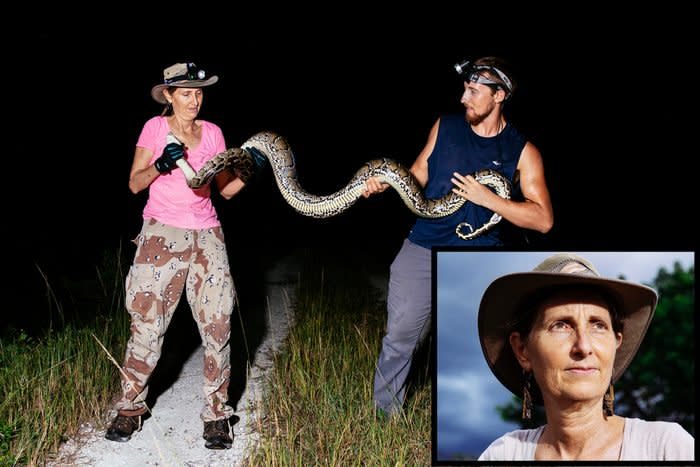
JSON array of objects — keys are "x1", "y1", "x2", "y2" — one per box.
[{"x1": 182, "y1": 131, "x2": 511, "y2": 240}]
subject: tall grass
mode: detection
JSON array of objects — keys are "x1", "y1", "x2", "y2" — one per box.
[
  {"x1": 246, "y1": 250, "x2": 432, "y2": 466},
  {"x1": 0, "y1": 249, "x2": 130, "y2": 466},
  {"x1": 0, "y1": 246, "x2": 432, "y2": 465}
]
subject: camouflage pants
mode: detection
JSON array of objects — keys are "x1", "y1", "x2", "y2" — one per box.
[{"x1": 114, "y1": 219, "x2": 236, "y2": 422}]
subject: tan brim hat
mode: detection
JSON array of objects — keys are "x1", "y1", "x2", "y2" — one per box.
[
  {"x1": 478, "y1": 253, "x2": 658, "y2": 404},
  {"x1": 150, "y1": 76, "x2": 219, "y2": 104}
]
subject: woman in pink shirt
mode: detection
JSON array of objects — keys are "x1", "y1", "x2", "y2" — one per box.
[{"x1": 105, "y1": 62, "x2": 244, "y2": 450}]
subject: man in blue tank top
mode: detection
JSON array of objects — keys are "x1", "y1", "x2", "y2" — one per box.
[{"x1": 363, "y1": 56, "x2": 554, "y2": 416}]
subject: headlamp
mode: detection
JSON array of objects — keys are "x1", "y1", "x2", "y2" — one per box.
[
  {"x1": 163, "y1": 62, "x2": 207, "y2": 84},
  {"x1": 454, "y1": 59, "x2": 513, "y2": 95}
]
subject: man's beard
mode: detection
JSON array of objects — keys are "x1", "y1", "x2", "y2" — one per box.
[{"x1": 465, "y1": 107, "x2": 487, "y2": 126}]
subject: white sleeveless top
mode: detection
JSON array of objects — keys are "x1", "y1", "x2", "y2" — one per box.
[{"x1": 478, "y1": 418, "x2": 694, "y2": 461}]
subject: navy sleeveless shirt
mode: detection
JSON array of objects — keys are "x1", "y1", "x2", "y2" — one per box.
[{"x1": 407, "y1": 114, "x2": 526, "y2": 247}]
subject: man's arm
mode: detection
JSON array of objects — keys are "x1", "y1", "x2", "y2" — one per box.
[
  {"x1": 407, "y1": 118, "x2": 439, "y2": 188},
  {"x1": 363, "y1": 118, "x2": 440, "y2": 197},
  {"x1": 451, "y1": 142, "x2": 553, "y2": 233}
]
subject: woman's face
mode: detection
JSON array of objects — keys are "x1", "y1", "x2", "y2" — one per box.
[
  {"x1": 166, "y1": 88, "x2": 203, "y2": 119},
  {"x1": 511, "y1": 289, "x2": 622, "y2": 405}
]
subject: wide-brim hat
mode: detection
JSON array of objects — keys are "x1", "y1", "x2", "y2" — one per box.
[
  {"x1": 478, "y1": 253, "x2": 658, "y2": 403},
  {"x1": 151, "y1": 62, "x2": 218, "y2": 104}
]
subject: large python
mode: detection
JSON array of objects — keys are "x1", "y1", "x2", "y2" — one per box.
[{"x1": 169, "y1": 131, "x2": 511, "y2": 240}]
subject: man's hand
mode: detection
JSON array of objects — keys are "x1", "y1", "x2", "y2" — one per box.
[
  {"x1": 451, "y1": 172, "x2": 493, "y2": 207},
  {"x1": 154, "y1": 142, "x2": 185, "y2": 173},
  {"x1": 363, "y1": 176, "x2": 389, "y2": 198}
]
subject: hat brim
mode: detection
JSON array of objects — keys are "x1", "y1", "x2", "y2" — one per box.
[
  {"x1": 478, "y1": 272, "x2": 658, "y2": 403},
  {"x1": 150, "y1": 76, "x2": 219, "y2": 104}
]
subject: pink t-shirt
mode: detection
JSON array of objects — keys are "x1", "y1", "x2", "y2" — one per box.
[{"x1": 136, "y1": 116, "x2": 226, "y2": 229}]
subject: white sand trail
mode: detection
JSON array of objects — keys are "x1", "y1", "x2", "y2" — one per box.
[{"x1": 50, "y1": 252, "x2": 300, "y2": 467}]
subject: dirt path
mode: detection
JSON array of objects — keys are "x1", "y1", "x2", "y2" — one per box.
[{"x1": 50, "y1": 252, "x2": 300, "y2": 466}]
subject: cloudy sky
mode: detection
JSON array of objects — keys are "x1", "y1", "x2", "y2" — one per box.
[{"x1": 435, "y1": 251, "x2": 694, "y2": 461}]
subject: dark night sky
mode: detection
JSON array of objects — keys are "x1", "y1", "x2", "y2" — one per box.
[{"x1": 3, "y1": 11, "x2": 695, "y2": 328}]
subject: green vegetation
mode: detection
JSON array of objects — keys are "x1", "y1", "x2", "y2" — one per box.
[
  {"x1": 616, "y1": 262, "x2": 695, "y2": 434},
  {"x1": 1, "y1": 246, "x2": 431, "y2": 465},
  {"x1": 0, "y1": 249, "x2": 130, "y2": 466},
  {"x1": 246, "y1": 249, "x2": 431, "y2": 466}
]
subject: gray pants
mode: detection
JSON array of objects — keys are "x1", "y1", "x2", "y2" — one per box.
[{"x1": 373, "y1": 239, "x2": 431, "y2": 414}]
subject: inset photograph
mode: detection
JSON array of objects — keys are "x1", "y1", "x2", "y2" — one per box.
[{"x1": 434, "y1": 251, "x2": 694, "y2": 463}]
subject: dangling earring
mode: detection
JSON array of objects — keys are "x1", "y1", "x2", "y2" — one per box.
[
  {"x1": 603, "y1": 383, "x2": 615, "y2": 417},
  {"x1": 161, "y1": 102, "x2": 173, "y2": 117},
  {"x1": 522, "y1": 370, "x2": 533, "y2": 420}
]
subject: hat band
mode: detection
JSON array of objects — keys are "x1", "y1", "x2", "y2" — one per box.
[{"x1": 164, "y1": 66, "x2": 207, "y2": 84}]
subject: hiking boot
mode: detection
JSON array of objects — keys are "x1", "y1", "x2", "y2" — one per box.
[
  {"x1": 105, "y1": 414, "x2": 142, "y2": 442},
  {"x1": 203, "y1": 418, "x2": 233, "y2": 449}
]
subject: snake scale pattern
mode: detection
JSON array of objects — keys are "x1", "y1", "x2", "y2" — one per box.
[{"x1": 178, "y1": 131, "x2": 511, "y2": 240}]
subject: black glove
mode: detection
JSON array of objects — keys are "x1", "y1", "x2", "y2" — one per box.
[
  {"x1": 233, "y1": 146, "x2": 268, "y2": 185},
  {"x1": 154, "y1": 142, "x2": 185, "y2": 173},
  {"x1": 246, "y1": 146, "x2": 268, "y2": 171}
]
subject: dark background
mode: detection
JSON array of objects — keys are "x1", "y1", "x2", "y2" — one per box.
[{"x1": 3, "y1": 11, "x2": 694, "y2": 331}]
